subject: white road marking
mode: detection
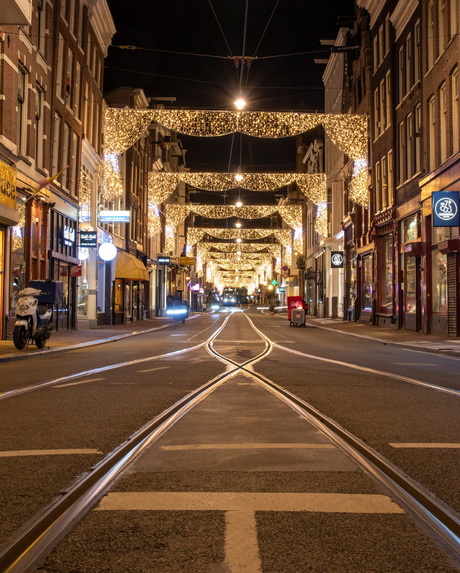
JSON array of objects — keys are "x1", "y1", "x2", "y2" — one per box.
[
  {"x1": 137, "y1": 367, "x2": 170, "y2": 373},
  {"x1": 214, "y1": 340, "x2": 267, "y2": 344},
  {"x1": 96, "y1": 489, "x2": 403, "y2": 573},
  {"x1": 273, "y1": 342, "x2": 460, "y2": 397},
  {"x1": 0, "y1": 449, "x2": 103, "y2": 457},
  {"x1": 390, "y1": 443, "x2": 460, "y2": 448},
  {"x1": 225, "y1": 510, "x2": 262, "y2": 573},
  {"x1": 161, "y1": 443, "x2": 335, "y2": 451},
  {"x1": 54, "y1": 377, "x2": 104, "y2": 388},
  {"x1": 96, "y1": 491, "x2": 404, "y2": 513}
]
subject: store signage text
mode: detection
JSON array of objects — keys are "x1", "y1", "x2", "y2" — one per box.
[
  {"x1": 79, "y1": 231, "x2": 97, "y2": 248},
  {"x1": 62, "y1": 225, "x2": 76, "y2": 247},
  {"x1": 432, "y1": 191, "x2": 460, "y2": 227},
  {"x1": 99, "y1": 210, "x2": 130, "y2": 223}
]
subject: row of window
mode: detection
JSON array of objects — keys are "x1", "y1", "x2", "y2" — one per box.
[{"x1": 428, "y1": 68, "x2": 459, "y2": 170}]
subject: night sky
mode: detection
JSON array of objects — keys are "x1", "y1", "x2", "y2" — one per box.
[{"x1": 104, "y1": 0, "x2": 355, "y2": 177}]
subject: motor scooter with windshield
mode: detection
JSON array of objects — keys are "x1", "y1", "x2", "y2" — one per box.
[{"x1": 13, "y1": 283, "x2": 55, "y2": 349}]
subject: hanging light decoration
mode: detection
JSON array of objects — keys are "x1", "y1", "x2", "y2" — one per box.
[
  {"x1": 148, "y1": 172, "x2": 327, "y2": 204},
  {"x1": 101, "y1": 153, "x2": 123, "y2": 200},
  {"x1": 105, "y1": 108, "x2": 369, "y2": 208},
  {"x1": 104, "y1": 107, "x2": 154, "y2": 154},
  {"x1": 349, "y1": 158, "x2": 369, "y2": 206},
  {"x1": 315, "y1": 202, "x2": 329, "y2": 237}
]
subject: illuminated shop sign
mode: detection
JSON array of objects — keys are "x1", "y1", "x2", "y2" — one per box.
[
  {"x1": 432, "y1": 191, "x2": 460, "y2": 227},
  {"x1": 157, "y1": 256, "x2": 170, "y2": 265},
  {"x1": 331, "y1": 251, "x2": 344, "y2": 268},
  {"x1": 99, "y1": 210, "x2": 130, "y2": 223},
  {"x1": 61, "y1": 225, "x2": 76, "y2": 247},
  {"x1": 79, "y1": 231, "x2": 97, "y2": 248}
]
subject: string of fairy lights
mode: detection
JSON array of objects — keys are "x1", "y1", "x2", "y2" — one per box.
[{"x1": 100, "y1": 107, "x2": 369, "y2": 289}]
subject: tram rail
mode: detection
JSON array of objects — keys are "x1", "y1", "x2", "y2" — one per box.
[{"x1": 0, "y1": 312, "x2": 459, "y2": 571}]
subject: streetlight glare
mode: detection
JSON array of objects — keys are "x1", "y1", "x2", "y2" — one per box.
[{"x1": 234, "y1": 97, "x2": 247, "y2": 110}]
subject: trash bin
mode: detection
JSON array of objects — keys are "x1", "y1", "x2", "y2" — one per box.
[{"x1": 290, "y1": 308, "x2": 306, "y2": 327}]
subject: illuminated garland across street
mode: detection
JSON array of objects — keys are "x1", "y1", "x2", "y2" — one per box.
[
  {"x1": 104, "y1": 108, "x2": 368, "y2": 207},
  {"x1": 187, "y1": 228, "x2": 292, "y2": 247},
  {"x1": 149, "y1": 172, "x2": 327, "y2": 204}
]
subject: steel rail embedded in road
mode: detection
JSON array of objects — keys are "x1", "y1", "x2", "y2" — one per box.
[
  {"x1": 1, "y1": 312, "x2": 459, "y2": 571},
  {"x1": 0, "y1": 315, "x2": 235, "y2": 572}
]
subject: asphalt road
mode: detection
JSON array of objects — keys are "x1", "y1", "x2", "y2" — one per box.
[{"x1": 0, "y1": 308, "x2": 459, "y2": 572}]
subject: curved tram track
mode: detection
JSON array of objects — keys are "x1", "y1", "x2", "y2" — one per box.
[{"x1": 0, "y1": 312, "x2": 459, "y2": 572}]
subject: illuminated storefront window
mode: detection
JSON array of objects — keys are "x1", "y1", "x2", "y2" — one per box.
[
  {"x1": 362, "y1": 255, "x2": 373, "y2": 312},
  {"x1": 380, "y1": 234, "x2": 393, "y2": 312},
  {"x1": 432, "y1": 250, "x2": 447, "y2": 313}
]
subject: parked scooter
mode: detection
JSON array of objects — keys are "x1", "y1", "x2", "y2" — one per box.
[{"x1": 13, "y1": 285, "x2": 54, "y2": 349}]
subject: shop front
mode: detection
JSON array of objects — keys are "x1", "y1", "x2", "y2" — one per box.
[
  {"x1": 375, "y1": 231, "x2": 396, "y2": 327},
  {"x1": 399, "y1": 212, "x2": 422, "y2": 332},
  {"x1": 0, "y1": 160, "x2": 20, "y2": 339},
  {"x1": 358, "y1": 251, "x2": 374, "y2": 324},
  {"x1": 48, "y1": 207, "x2": 79, "y2": 330},
  {"x1": 113, "y1": 250, "x2": 149, "y2": 324}
]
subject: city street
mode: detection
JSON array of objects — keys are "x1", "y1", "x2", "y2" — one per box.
[{"x1": 1, "y1": 308, "x2": 459, "y2": 572}]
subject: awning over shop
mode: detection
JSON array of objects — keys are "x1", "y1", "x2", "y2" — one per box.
[{"x1": 115, "y1": 250, "x2": 149, "y2": 281}]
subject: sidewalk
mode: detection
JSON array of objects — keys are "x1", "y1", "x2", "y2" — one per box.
[
  {"x1": 0, "y1": 317, "x2": 172, "y2": 363},
  {"x1": 1, "y1": 312, "x2": 460, "y2": 364}
]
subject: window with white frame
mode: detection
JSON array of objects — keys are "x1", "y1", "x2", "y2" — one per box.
[
  {"x1": 373, "y1": 35, "x2": 379, "y2": 72},
  {"x1": 35, "y1": 85, "x2": 44, "y2": 170},
  {"x1": 398, "y1": 121, "x2": 405, "y2": 183},
  {"x1": 61, "y1": 123, "x2": 70, "y2": 189},
  {"x1": 439, "y1": 82, "x2": 447, "y2": 163},
  {"x1": 379, "y1": 79, "x2": 386, "y2": 130},
  {"x1": 37, "y1": 0, "x2": 46, "y2": 55},
  {"x1": 375, "y1": 160, "x2": 381, "y2": 212},
  {"x1": 398, "y1": 46, "x2": 405, "y2": 102},
  {"x1": 414, "y1": 20, "x2": 421, "y2": 83},
  {"x1": 385, "y1": 71, "x2": 392, "y2": 128},
  {"x1": 450, "y1": 0, "x2": 458, "y2": 37},
  {"x1": 73, "y1": 62, "x2": 81, "y2": 118},
  {"x1": 387, "y1": 150, "x2": 394, "y2": 205},
  {"x1": 428, "y1": 96, "x2": 436, "y2": 170},
  {"x1": 17, "y1": 65, "x2": 28, "y2": 157},
  {"x1": 451, "y1": 67, "x2": 459, "y2": 154},
  {"x1": 381, "y1": 155, "x2": 388, "y2": 209},
  {"x1": 427, "y1": 0, "x2": 435, "y2": 70},
  {"x1": 405, "y1": 33, "x2": 412, "y2": 93},
  {"x1": 52, "y1": 113, "x2": 61, "y2": 176},
  {"x1": 438, "y1": 0, "x2": 446, "y2": 55},
  {"x1": 56, "y1": 34, "x2": 65, "y2": 100},
  {"x1": 66, "y1": 48, "x2": 73, "y2": 105},
  {"x1": 373, "y1": 88, "x2": 380, "y2": 139},
  {"x1": 406, "y1": 113, "x2": 413, "y2": 178},
  {"x1": 415, "y1": 104, "x2": 421, "y2": 173},
  {"x1": 378, "y1": 24, "x2": 384, "y2": 64}
]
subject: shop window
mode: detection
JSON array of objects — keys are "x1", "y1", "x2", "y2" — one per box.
[
  {"x1": 380, "y1": 234, "x2": 393, "y2": 312},
  {"x1": 402, "y1": 213, "x2": 419, "y2": 243},
  {"x1": 97, "y1": 262, "x2": 106, "y2": 312},
  {"x1": 405, "y1": 257, "x2": 417, "y2": 314},
  {"x1": 77, "y1": 259, "x2": 88, "y2": 316},
  {"x1": 361, "y1": 256, "x2": 373, "y2": 312},
  {"x1": 432, "y1": 250, "x2": 447, "y2": 314}
]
